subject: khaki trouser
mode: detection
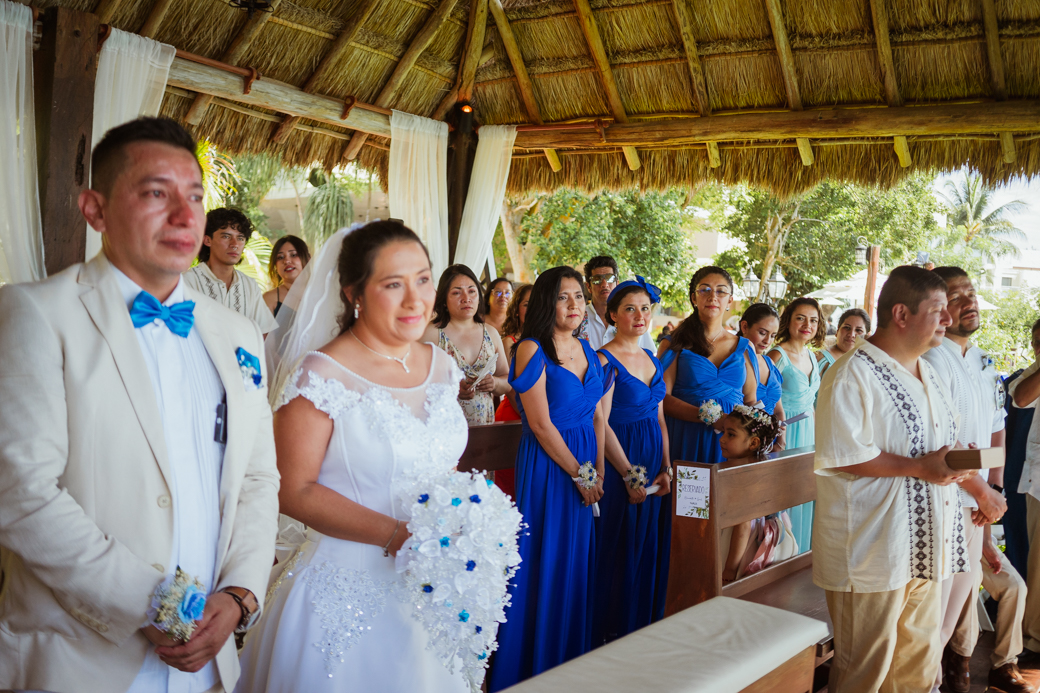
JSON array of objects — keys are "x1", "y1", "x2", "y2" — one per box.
[
  {"x1": 1023, "y1": 494, "x2": 1040, "y2": 651},
  {"x1": 939, "y1": 519, "x2": 984, "y2": 663},
  {"x1": 826, "y1": 578, "x2": 942, "y2": 693},
  {"x1": 982, "y1": 547, "x2": 1027, "y2": 668}
]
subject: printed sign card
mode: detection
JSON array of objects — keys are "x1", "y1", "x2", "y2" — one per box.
[{"x1": 675, "y1": 466, "x2": 710, "y2": 519}]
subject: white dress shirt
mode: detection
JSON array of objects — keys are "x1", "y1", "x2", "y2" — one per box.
[
  {"x1": 814, "y1": 339, "x2": 967, "y2": 593},
  {"x1": 112, "y1": 266, "x2": 226, "y2": 693},
  {"x1": 922, "y1": 337, "x2": 1006, "y2": 507},
  {"x1": 183, "y1": 262, "x2": 277, "y2": 333},
  {"x1": 585, "y1": 306, "x2": 656, "y2": 352},
  {"x1": 1010, "y1": 360, "x2": 1040, "y2": 500}
]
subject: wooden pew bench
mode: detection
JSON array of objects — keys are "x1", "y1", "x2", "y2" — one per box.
[
  {"x1": 502, "y1": 596, "x2": 830, "y2": 693},
  {"x1": 666, "y1": 447, "x2": 833, "y2": 668}
]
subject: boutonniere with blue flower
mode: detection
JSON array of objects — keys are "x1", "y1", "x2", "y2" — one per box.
[
  {"x1": 150, "y1": 567, "x2": 207, "y2": 642},
  {"x1": 236, "y1": 347, "x2": 263, "y2": 390},
  {"x1": 982, "y1": 353, "x2": 995, "y2": 370}
]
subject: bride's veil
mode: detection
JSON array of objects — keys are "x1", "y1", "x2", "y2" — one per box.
[{"x1": 265, "y1": 224, "x2": 362, "y2": 408}]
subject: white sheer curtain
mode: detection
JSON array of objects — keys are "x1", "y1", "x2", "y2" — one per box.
[
  {"x1": 87, "y1": 29, "x2": 176, "y2": 259},
  {"x1": 0, "y1": 0, "x2": 44, "y2": 284},
  {"x1": 388, "y1": 110, "x2": 449, "y2": 278},
  {"x1": 454, "y1": 125, "x2": 516, "y2": 276}
]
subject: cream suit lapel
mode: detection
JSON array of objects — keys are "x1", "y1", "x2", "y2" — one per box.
[
  {"x1": 78, "y1": 254, "x2": 173, "y2": 489},
  {"x1": 188, "y1": 294, "x2": 247, "y2": 563}
]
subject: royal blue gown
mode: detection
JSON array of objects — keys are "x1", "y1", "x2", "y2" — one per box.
[
  {"x1": 489, "y1": 338, "x2": 603, "y2": 691},
  {"x1": 661, "y1": 337, "x2": 753, "y2": 465},
  {"x1": 750, "y1": 352, "x2": 783, "y2": 416},
  {"x1": 593, "y1": 349, "x2": 668, "y2": 645}
]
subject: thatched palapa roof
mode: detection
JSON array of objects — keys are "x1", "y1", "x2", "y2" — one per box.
[{"x1": 45, "y1": 0, "x2": 1040, "y2": 196}]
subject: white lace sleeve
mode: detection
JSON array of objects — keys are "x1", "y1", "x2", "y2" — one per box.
[
  {"x1": 276, "y1": 352, "x2": 361, "y2": 419},
  {"x1": 429, "y1": 344, "x2": 465, "y2": 387}
]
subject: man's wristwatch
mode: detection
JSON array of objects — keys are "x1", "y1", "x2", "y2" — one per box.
[
  {"x1": 991, "y1": 483, "x2": 1005, "y2": 495},
  {"x1": 221, "y1": 586, "x2": 260, "y2": 634}
]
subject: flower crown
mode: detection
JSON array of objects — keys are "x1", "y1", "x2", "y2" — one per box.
[{"x1": 730, "y1": 404, "x2": 781, "y2": 452}]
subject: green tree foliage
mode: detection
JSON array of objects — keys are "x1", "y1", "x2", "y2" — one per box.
[
  {"x1": 195, "y1": 140, "x2": 237, "y2": 212},
  {"x1": 223, "y1": 153, "x2": 286, "y2": 239},
  {"x1": 302, "y1": 169, "x2": 356, "y2": 249},
  {"x1": 709, "y1": 175, "x2": 941, "y2": 299},
  {"x1": 519, "y1": 189, "x2": 696, "y2": 308},
  {"x1": 929, "y1": 172, "x2": 1026, "y2": 274},
  {"x1": 975, "y1": 288, "x2": 1040, "y2": 373}
]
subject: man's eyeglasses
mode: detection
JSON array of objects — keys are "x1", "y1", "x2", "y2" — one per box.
[
  {"x1": 695, "y1": 287, "x2": 732, "y2": 298},
  {"x1": 493, "y1": 290, "x2": 513, "y2": 298},
  {"x1": 589, "y1": 274, "x2": 618, "y2": 286}
]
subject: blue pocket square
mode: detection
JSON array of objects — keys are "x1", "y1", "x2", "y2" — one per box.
[{"x1": 236, "y1": 347, "x2": 263, "y2": 389}]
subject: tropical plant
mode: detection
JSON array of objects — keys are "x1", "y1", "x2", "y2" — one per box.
[
  {"x1": 195, "y1": 140, "x2": 237, "y2": 212},
  {"x1": 937, "y1": 172, "x2": 1026, "y2": 264},
  {"x1": 238, "y1": 234, "x2": 274, "y2": 291},
  {"x1": 302, "y1": 169, "x2": 356, "y2": 249},
  {"x1": 974, "y1": 287, "x2": 1040, "y2": 373}
]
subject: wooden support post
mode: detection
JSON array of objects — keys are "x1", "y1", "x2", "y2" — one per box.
[
  {"x1": 706, "y1": 141, "x2": 720, "y2": 168},
  {"x1": 139, "y1": 0, "x2": 176, "y2": 38},
  {"x1": 796, "y1": 138, "x2": 813, "y2": 166},
  {"x1": 458, "y1": 0, "x2": 487, "y2": 103},
  {"x1": 343, "y1": 0, "x2": 460, "y2": 161},
  {"x1": 572, "y1": 0, "x2": 640, "y2": 171},
  {"x1": 893, "y1": 135, "x2": 911, "y2": 167},
  {"x1": 488, "y1": 0, "x2": 561, "y2": 172},
  {"x1": 447, "y1": 104, "x2": 477, "y2": 263},
  {"x1": 980, "y1": 0, "x2": 1007, "y2": 101},
  {"x1": 1000, "y1": 132, "x2": 1016, "y2": 164},
  {"x1": 864, "y1": 245, "x2": 881, "y2": 322},
  {"x1": 34, "y1": 6, "x2": 99, "y2": 275},
  {"x1": 183, "y1": 0, "x2": 283, "y2": 126}
]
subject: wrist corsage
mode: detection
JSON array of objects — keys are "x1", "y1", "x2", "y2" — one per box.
[
  {"x1": 699, "y1": 399, "x2": 723, "y2": 425},
  {"x1": 149, "y1": 567, "x2": 207, "y2": 642},
  {"x1": 624, "y1": 465, "x2": 649, "y2": 490},
  {"x1": 572, "y1": 462, "x2": 598, "y2": 489}
]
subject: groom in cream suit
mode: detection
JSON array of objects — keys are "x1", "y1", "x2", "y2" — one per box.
[{"x1": 0, "y1": 118, "x2": 280, "y2": 693}]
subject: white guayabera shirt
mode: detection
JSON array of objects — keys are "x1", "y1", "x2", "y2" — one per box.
[
  {"x1": 921, "y1": 337, "x2": 1006, "y2": 508},
  {"x1": 813, "y1": 339, "x2": 968, "y2": 594},
  {"x1": 183, "y1": 263, "x2": 278, "y2": 334},
  {"x1": 1010, "y1": 360, "x2": 1040, "y2": 500}
]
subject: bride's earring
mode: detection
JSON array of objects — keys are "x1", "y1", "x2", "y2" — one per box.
[{"x1": 354, "y1": 303, "x2": 360, "y2": 319}]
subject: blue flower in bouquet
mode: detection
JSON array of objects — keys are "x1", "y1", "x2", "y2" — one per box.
[
  {"x1": 418, "y1": 493, "x2": 430, "y2": 504},
  {"x1": 459, "y1": 610, "x2": 470, "y2": 622},
  {"x1": 469, "y1": 495, "x2": 481, "y2": 503},
  {"x1": 177, "y1": 584, "x2": 207, "y2": 623},
  {"x1": 466, "y1": 560, "x2": 476, "y2": 571},
  {"x1": 451, "y1": 498, "x2": 462, "y2": 507},
  {"x1": 440, "y1": 536, "x2": 451, "y2": 547},
  {"x1": 423, "y1": 584, "x2": 434, "y2": 593}
]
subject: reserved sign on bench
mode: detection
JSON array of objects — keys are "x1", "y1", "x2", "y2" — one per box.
[{"x1": 676, "y1": 467, "x2": 711, "y2": 519}]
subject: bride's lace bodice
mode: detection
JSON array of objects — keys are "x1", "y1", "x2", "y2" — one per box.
[{"x1": 277, "y1": 345, "x2": 468, "y2": 519}]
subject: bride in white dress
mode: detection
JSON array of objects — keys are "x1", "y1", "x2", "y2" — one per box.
[{"x1": 236, "y1": 221, "x2": 470, "y2": 692}]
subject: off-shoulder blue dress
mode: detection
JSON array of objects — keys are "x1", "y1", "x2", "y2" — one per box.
[
  {"x1": 661, "y1": 338, "x2": 753, "y2": 465},
  {"x1": 593, "y1": 349, "x2": 668, "y2": 645},
  {"x1": 489, "y1": 338, "x2": 603, "y2": 691},
  {"x1": 751, "y1": 352, "x2": 784, "y2": 415}
]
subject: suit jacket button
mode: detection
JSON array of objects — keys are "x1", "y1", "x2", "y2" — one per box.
[
  {"x1": 157, "y1": 495, "x2": 171, "y2": 508},
  {"x1": 98, "y1": 623, "x2": 109, "y2": 633},
  {"x1": 152, "y1": 563, "x2": 165, "y2": 573}
]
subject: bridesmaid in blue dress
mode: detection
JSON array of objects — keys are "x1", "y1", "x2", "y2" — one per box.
[
  {"x1": 738, "y1": 303, "x2": 786, "y2": 423},
  {"x1": 489, "y1": 267, "x2": 605, "y2": 691},
  {"x1": 662, "y1": 266, "x2": 758, "y2": 466},
  {"x1": 593, "y1": 277, "x2": 671, "y2": 645},
  {"x1": 768, "y1": 297, "x2": 825, "y2": 553}
]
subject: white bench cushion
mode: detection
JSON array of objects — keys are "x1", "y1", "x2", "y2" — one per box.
[{"x1": 501, "y1": 596, "x2": 830, "y2": 693}]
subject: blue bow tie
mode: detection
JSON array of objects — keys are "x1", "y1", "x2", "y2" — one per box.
[{"x1": 129, "y1": 291, "x2": 195, "y2": 338}]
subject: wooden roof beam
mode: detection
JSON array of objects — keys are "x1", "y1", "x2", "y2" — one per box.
[
  {"x1": 489, "y1": 0, "x2": 561, "y2": 171},
  {"x1": 431, "y1": 0, "x2": 488, "y2": 120},
  {"x1": 762, "y1": 0, "x2": 812, "y2": 165},
  {"x1": 670, "y1": 0, "x2": 710, "y2": 117},
  {"x1": 139, "y1": 0, "x2": 175, "y2": 38},
  {"x1": 271, "y1": 0, "x2": 380, "y2": 142},
  {"x1": 94, "y1": 0, "x2": 125, "y2": 24},
  {"x1": 511, "y1": 100, "x2": 1040, "y2": 149},
  {"x1": 868, "y1": 0, "x2": 911, "y2": 167},
  {"x1": 572, "y1": 0, "x2": 639, "y2": 170},
  {"x1": 343, "y1": 0, "x2": 460, "y2": 161},
  {"x1": 184, "y1": 0, "x2": 284, "y2": 126},
  {"x1": 981, "y1": 0, "x2": 1007, "y2": 100}
]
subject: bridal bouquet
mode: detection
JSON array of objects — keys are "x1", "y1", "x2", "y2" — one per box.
[
  {"x1": 699, "y1": 399, "x2": 723, "y2": 426},
  {"x1": 397, "y1": 471, "x2": 523, "y2": 692}
]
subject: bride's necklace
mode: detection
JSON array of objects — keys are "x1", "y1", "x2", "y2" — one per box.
[{"x1": 351, "y1": 330, "x2": 411, "y2": 373}]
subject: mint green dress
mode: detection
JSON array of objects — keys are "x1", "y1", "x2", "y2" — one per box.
[{"x1": 771, "y1": 347, "x2": 820, "y2": 554}]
